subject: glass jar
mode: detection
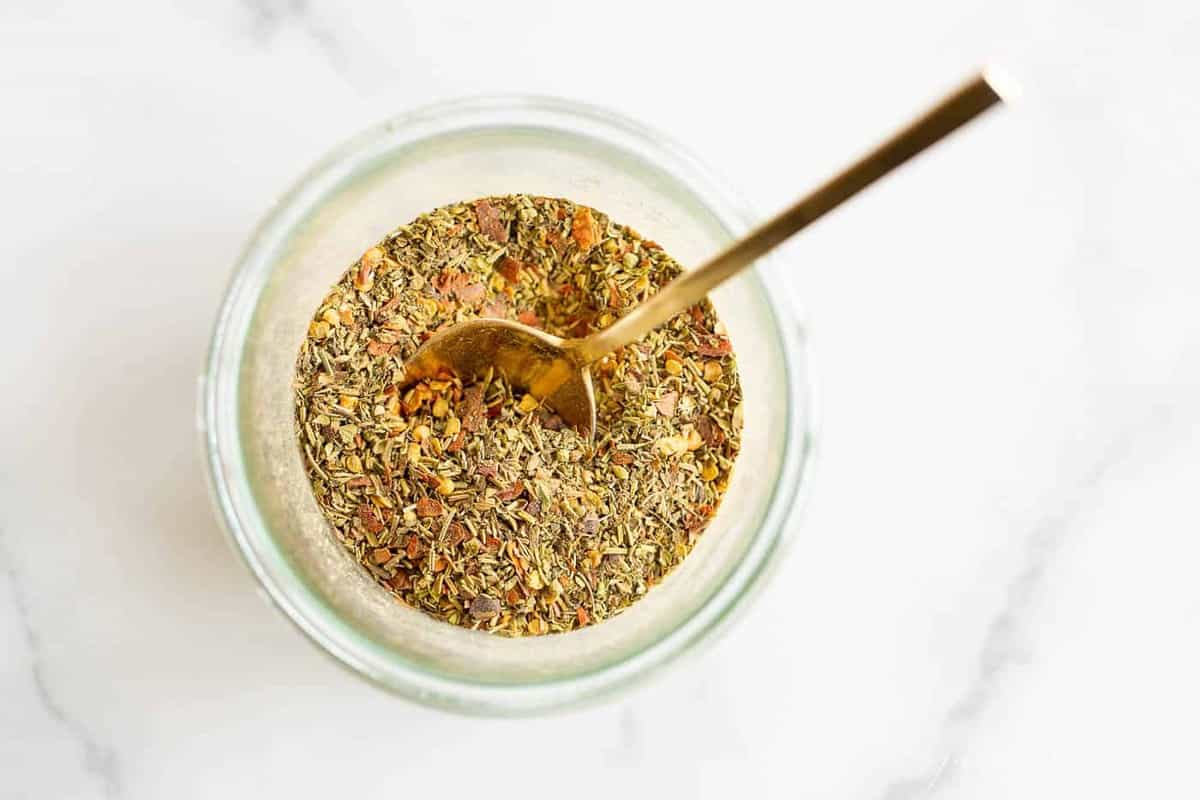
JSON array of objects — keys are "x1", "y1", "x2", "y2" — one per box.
[{"x1": 201, "y1": 96, "x2": 815, "y2": 714}]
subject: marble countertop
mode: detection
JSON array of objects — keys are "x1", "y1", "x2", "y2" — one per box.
[{"x1": 3, "y1": 1, "x2": 1198, "y2": 797}]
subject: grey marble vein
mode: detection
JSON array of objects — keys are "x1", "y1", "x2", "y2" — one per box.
[
  {"x1": 0, "y1": 529, "x2": 123, "y2": 800},
  {"x1": 240, "y1": 0, "x2": 348, "y2": 73},
  {"x1": 875, "y1": 399, "x2": 1186, "y2": 800}
]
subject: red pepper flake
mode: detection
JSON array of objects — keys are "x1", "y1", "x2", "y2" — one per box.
[
  {"x1": 505, "y1": 588, "x2": 522, "y2": 606},
  {"x1": 576, "y1": 607, "x2": 590, "y2": 626},
  {"x1": 695, "y1": 414, "x2": 726, "y2": 448},
  {"x1": 455, "y1": 282, "x2": 486, "y2": 305},
  {"x1": 475, "y1": 462, "x2": 498, "y2": 479},
  {"x1": 388, "y1": 572, "x2": 411, "y2": 591},
  {"x1": 517, "y1": 309, "x2": 541, "y2": 328},
  {"x1": 346, "y1": 476, "x2": 371, "y2": 488},
  {"x1": 654, "y1": 390, "x2": 678, "y2": 418},
  {"x1": 473, "y1": 199, "x2": 508, "y2": 243},
  {"x1": 496, "y1": 256, "x2": 524, "y2": 284},
  {"x1": 607, "y1": 279, "x2": 621, "y2": 309},
  {"x1": 433, "y1": 557, "x2": 448, "y2": 573},
  {"x1": 432, "y1": 269, "x2": 462, "y2": 295},
  {"x1": 486, "y1": 402, "x2": 503, "y2": 419},
  {"x1": 694, "y1": 335, "x2": 732, "y2": 357},
  {"x1": 371, "y1": 548, "x2": 392, "y2": 565},
  {"x1": 435, "y1": 270, "x2": 485, "y2": 305},
  {"x1": 460, "y1": 384, "x2": 486, "y2": 432},
  {"x1": 643, "y1": 240, "x2": 662, "y2": 250},
  {"x1": 484, "y1": 536, "x2": 503, "y2": 555},
  {"x1": 367, "y1": 339, "x2": 394, "y2": 357},
  {"x1": 354, "y1": 254, "x2": 376, "y2": 292},
  {"x1": 688, "y1": 305, "x2": 705, "y2": 324},
  {"x1": 571, "y1": 206, "x2": 598, "y2": 251},
  {"x1": 571, "y1": 317, "x2": 592, "y2": 338},
  {"x1": 415, "y1": 497, "x2": 443, "y2": 518},
  {"x1": 610, "y1": 451, "x2": 634, "y2": 466},
  {"x1": 446, "y1": 430, "x2": 466, "y2": 453},
  {"x1": 448, "y1": 522, "x2": 469, "y2": 548},
  {"x1": 496, "y1": 481, "x2": 525, "y2": 502},
  {"x1": 405, "y1": 534, "x2": 424, "y2": 560},
  {"x1": 480, "y1": 297, "x2": 509, "y2": 318},
  {"x1": 358, "y1": 504, "x2": 385, "y2": 534},
  {"x1": 375, "y1": 295, "x2": 402, "y2": 320}
]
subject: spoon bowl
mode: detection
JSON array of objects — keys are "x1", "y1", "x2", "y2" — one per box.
[{"x1": 401, "y1": 318, "x2": 597, "y2": 436}]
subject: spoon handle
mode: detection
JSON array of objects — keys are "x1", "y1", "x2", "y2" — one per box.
[{"x1": 572, "y1": 71, "x2": 1005, "y2": 365}]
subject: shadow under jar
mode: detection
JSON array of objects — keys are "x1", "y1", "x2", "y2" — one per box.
[{"x1": 202, "y1": 96, "x2": 815, "y2": 715}]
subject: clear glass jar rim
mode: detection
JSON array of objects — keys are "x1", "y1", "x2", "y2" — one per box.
[{"x1": 201, "y1": 94, "x2": 817, "y2": 714}]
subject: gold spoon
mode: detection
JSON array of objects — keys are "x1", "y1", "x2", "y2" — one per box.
[{"x1": 400, "y1": 72, "x2": 1007, "y2": 438}]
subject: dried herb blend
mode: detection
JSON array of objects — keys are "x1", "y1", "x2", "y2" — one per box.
[{"x1": 294, "y1": 195, "x2": 742, "y2": 635}]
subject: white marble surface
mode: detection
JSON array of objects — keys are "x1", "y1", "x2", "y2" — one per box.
[{"x1": 3, "y1": 1, "x2": 1199, "y2": 797}]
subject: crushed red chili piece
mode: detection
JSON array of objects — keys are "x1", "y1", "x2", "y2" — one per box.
[
  {"x1": 415, "y1": 497, "x2": 443, "y2": 518},
  {"x1": 367, "y1": 339, "x2": 394, "y2": 357},
  {"x1": 655, "y1": 391, "x2": 678, "y2": 417},
  {"x1": 497, "y1": 256, "x2": 524, "y2": 284},
  {"x1": 571, "y1": 206, "x2": 597, "y2": 250},
  {"x1": 473, "y1": 199, "x2": 507, "y2": 243},
  {"x1": 496, "y1": 481, "x2": 525, "y2": 502},
  {"x1": 358, "y1": 504, "x2": 385, "y2": 534}
]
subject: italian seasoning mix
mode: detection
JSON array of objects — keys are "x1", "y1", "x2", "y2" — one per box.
[{"x1": 294, "y1": 195, "x2": 742, "y2": 635}]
